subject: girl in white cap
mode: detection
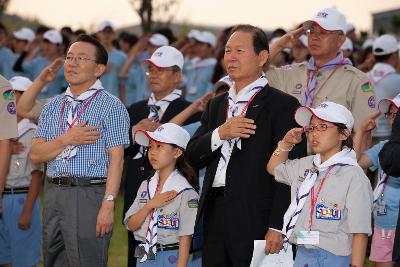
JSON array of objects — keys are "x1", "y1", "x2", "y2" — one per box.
[
  {"x1": 355, "y1": 94, "x2": 400, "y2": 267},
  {"x1": 124, "y1": 123, "x2": 200, "y2": 267},
  {"x1": 267, "y1": 101, "x2": 373, "y2": 267}
]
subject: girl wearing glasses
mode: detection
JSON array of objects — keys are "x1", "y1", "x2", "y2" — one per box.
[
  {"x1": 267, "y1": 101, "x2": 373, "y2": 267},
  {"x1": 355, "y1": 94, "x2": 400, "y2": 267}
]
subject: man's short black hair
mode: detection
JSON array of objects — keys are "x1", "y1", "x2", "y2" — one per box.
[
  {"x1": 229, "y1": 24, "x2": 269, "y2": 54},
  {"x1": 75, "y1": 34, "x2": 108, "y2": 65}
]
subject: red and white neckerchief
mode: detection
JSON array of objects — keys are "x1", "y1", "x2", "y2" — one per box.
[
  {"x1": 60, "y1": 79, "x2": 103, "y2": 159},
  {"x1": 368, "y1": 63, "x2": 396, "y2": 86},
  {"x1": 216, "y1": 74, "x2": 267, "y2": 173}
]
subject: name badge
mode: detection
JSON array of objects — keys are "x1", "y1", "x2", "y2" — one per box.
[
  {"x1": 296, "y1": 230, "x2": 319, "y2": 245},
  {"x1": 376, "y1": 200, "x2": 387, "y2": 216},
  {"x1": 158, "y1": 213, "x2": 179, "y2": 230},
  {"x1": 56, "y1": 145, "x2": 74, "y2": 160},
  {"x1": 316, "y1": 203, "x2": 341, "y2": 220}
]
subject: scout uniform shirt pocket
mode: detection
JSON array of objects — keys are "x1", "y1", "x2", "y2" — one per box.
[{"x1": 313, "y1": 199, "x2": 344, "y2": 233}]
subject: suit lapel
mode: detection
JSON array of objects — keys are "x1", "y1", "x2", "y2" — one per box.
[
  {"x1": 160, "y1": 99, "x2": 179, "y2": 123},
  {"x1": 244, "y1": 85, "x2": 269, "y2": 122},
  {"x1": 215, "y1": 92, "x2": 228, "y2": 128}
]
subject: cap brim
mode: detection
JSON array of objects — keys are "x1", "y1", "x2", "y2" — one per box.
[
  {"x1": 294, "y1": 106, "x2": 336, "y2": 127},
  {"x1": 141, "y1": 59, "x2": 174, "y2": 70},
  {"x1": 378, "y1": 99, "x2": 398, "y2": 113},
  {"x1": 303, "y1": 20, "x2": 344, "y2": 33},
  {"x1": 134, "y1": 130, "x2": 174, "y2": 147}
]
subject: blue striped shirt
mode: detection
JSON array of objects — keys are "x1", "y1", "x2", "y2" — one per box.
[{"x1": 34, "y1": 89, "x2": 130, "y2": 178}]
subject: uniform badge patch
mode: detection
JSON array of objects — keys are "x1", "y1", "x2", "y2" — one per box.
[
  {"x1": 140, "y1": 191, "x2": 147, "y2": 198},
  {"x1": 187, "y1": 198, "x2": 198, "y2": 208},
  {"x1": 158, "y1": 212, "x2": 179, "y2": 230},
  {"x1": 2, "y1": 89, "x2": 14, "y2": 100},
  {"x1": 7, "y1": 102, "x2": 16, "y2": 114},
  {"x1": 361, "y1": 81, "x2": 372, "y2": 92},
  {"x1": 316, "y1": 203, "x2": 341, "y2": 220},
  {"x1": 368, "y1": 96, "x2": 376, "y2": 108}
]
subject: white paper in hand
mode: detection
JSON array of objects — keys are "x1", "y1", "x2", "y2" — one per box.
[{"x1": 249, "y1": 240, "x2": 294, "y2": 267}]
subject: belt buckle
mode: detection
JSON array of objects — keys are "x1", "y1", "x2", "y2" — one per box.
[{"x1": 60, "y1": 177, "x2": 72, "y2": 186}]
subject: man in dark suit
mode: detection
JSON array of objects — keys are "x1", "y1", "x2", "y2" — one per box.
[
  {"x1": 379, "y1": 111, "x2": 400, "y2": 267},
  {"x1": 123, "y1": 45, "x2": 200, "y2": 267},
  {"x1": 186, "y1": 24, "x2": 307, "y2": 266}
]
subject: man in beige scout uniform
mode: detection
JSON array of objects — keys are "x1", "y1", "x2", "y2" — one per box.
[{"x1": 267, "y1": 8, "x2": 375, "y2": 128}]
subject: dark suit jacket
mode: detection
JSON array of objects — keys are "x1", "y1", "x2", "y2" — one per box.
[
  {"x1": 186, "y1": 84, "x2": 307, "y2": 251},
  {"x1": 123, "y1": 98, "x2": 201, "y2": 214},
  {"x1": 378, "y1": 111, "x2": 400, "y2": 263}
]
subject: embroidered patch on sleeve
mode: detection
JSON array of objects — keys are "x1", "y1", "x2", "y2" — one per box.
[
  {"x1": 187, "y1": 198, "x2": 198, "y2": 208},
  {"x1": 361, "y1": 81, "x2": 372, "y2": 92}
]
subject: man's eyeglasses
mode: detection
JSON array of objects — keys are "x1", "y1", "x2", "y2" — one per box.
[
  {"x1": 65, "y1": 55, "x2": 97, "y2": 63},
  {"x1": 304, "y1": 124, "x2": 337, "y2": 133},
  {"x1": 384, "y1": 112, "x2": 398, "y2": 119}
]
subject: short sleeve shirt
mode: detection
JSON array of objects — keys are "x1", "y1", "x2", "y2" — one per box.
[
  {"x1": 100, "y1": 49, "x2": 127, "y2": 99},
  {"x1": 365, "y1": 140, "x2": 400, "y2": 229},
  {"x1": 274, "y1": 156, "x2": 373, "y2": 256},
  {"x1": 124, "y1": 180, "x2": 199, "y2": 245}
]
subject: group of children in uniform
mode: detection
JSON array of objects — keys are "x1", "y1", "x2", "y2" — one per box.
[{"x1": 1, "y1": 77, "x2": 399, "y2": 266}]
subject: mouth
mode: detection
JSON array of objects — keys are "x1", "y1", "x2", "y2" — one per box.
[
  {"x1": 310, "y1": 140, "x2": 319, "y2": 147},
  {"x1": 227, "y1": 66, "x2": 238, "y2": 72}
]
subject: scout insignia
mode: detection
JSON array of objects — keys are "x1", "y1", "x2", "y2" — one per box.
[
  {"x1": 2, "y1": 89, "x2": 14, "y2": 100},
  {"x1": 368, "y1": 96, "x2": 376, "y2": 108},
  {"x1": 292, "y1": 83, "x2": 302, "y2": 94},
  {"x1": 158, "y1": 212, "x2": 179, "y2": 230},
  {"x1": 140, "y1": 191, "x2": 147, "y2": 198},
  {"x1": 187, "y1": 198, "x2": 198, "y2": 208},
  {"x1": 316, "y1": 203, "x2": 341, "y2": 220},
  {"x1": 7, "y1": 102, "x2": 16, "y2": 114},
  {"x1": 361, "y1": 81, "x2": 372, "y2": 92}
]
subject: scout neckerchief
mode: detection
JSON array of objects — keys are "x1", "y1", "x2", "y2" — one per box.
[
  {"x1": 59, "y1": 79, "x2": 103, "y2": 159},
  {"x1": 17, "y1": 118, "x2": 36, "y2": 141},
  {"x1": 215, "y1": 74, "x2": 267, "y2": 174},
  {"x1": 282, "y1": 147, "x2": 359, "y2": 245},
  {"x1": 187, "y1": 58, "x2": 217, "y2": 95},
  {"x1": 303, "y1": 52, "x2": 352, "y2": 106},
  {"x1": 368, "y1": 63, "x2": 396, "y2": 86},
  {"x1": 140, "y1": 169, "x2": 194, "y2": 262},
  {"x1": 373, "y1": 170, "x2": 388, "y2": 204},
  {"x1": 133, "y1": 89, "x2": 182, "y2": 160}
]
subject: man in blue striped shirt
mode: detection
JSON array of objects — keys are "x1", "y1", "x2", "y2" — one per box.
[{"x1": 30, "y1": 34, "x2": 130, "y2": 267}]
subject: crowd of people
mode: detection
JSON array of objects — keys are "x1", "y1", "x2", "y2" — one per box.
[{"x1": 0, "y1": 6, "x2": 399, "y2": 267}]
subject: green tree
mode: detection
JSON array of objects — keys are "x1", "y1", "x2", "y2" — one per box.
[{"x1": 0, "y1": 0, "x2": 10, "y2": 21}]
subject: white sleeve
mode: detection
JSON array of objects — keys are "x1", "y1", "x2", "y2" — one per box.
[{"x1": 211, "y1": 127, "x2": 224, "y2": 151}]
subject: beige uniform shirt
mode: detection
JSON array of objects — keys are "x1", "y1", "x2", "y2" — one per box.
[
  {"x1": 275, "y1": 155, "x2": 373, "y2": 256},
  {"x1": 267, "y1": 63, "x2": 376, "y2": 128},
  {"x1": 0, "y1": 75, "x2": 17, "y2": 140},
  {"x1": 124, "y1": 180, "x2": 199, "y2": 245}
]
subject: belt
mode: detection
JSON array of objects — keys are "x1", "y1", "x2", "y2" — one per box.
[
  {"x1": 3, "y1": 187, "x2": 30, "y2": 194},
  {"x1": 209, "y1": 186, "x2": 225, "y2": 197},
  {"x1": 47, "y1": 176, "x2": 107, "y2": 186}
]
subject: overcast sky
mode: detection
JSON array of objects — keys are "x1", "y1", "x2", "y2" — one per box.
[{"x1": 6, "y1": 0, "x2": 400, "y2": 32}]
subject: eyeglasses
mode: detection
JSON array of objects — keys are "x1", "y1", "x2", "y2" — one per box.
[
  {"x1": 304, "y1": 124, "x2": 337, "y2": 133},
  {"x1": 306, "y1": 28, "x2": 341, "y2": 38},
  {"x1": 384, "y1": 112, "x2": 398, "y2": 119},
  {"x1": 65, "y1": 55, "x2": 97, "y2": 64}
]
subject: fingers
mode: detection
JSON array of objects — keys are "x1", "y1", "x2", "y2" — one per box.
[{"x1": 292, "y1": 27, "x2": 306, "y2": 38}]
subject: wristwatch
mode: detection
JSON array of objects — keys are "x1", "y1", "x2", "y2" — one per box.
[{"x1": 103, "y1": 194, "x2": 115, "y2": 202}]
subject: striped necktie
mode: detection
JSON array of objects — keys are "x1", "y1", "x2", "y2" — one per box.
[{"x1": 148, "y1": 104, "x2": 161, "y2": 122}]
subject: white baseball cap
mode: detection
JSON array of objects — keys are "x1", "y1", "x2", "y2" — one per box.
[
  {"x1": 97, "y1": 20, "x2": 115, "y2": 32},
  {"x1": 303, "y1": 8, "x2": 347, "y2": 34},
  {"x1": 341, "y1": 37, "x2": 353, "y2": 51},
  {"x1": 362, "y1": 37, "x2": 375, "y2": 50},
  {"x1": 135, "y1": 123, "x2": 190, "y2": 149},
  {"x1": 345, "y1": 23, "x2": 355, "y2": 34},
  {"x1": 148, "y1": 33, "x2": 169, "y2": 47},
  {"x1": 13, "y1": 27, "x2": 35, "y2": 42},
  {"x1": 295, "y1": 101, "x2": 354, "y2": 132},
  {"x1": 43, "y1": 30, "x2": 62, "y2": 44},
  {"x1": 192, "y1": 31, "x2": 216, "y2": 48},
  {"x1": 9, "y1": 76, "x2": 33, "y2": 92},
  {"x1": 187, "y1": 29, "x2": 200, "y2": 39},
  {"x1": 143, "y1": 45, "x2": 184, "y2": 70},
  {"x1": 373, "y1": 34, "x2": 398, "y2": 56},
  {"x1": 378, "y1": 94, "x2": 400, "y2": 113}
]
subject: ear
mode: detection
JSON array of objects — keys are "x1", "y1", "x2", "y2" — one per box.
[
  {"x1": 174, "y1": 148, "x2": 183, "y2": 159},
  {"x1": 173, "y1": 71, "x2": 182, "y2": 84},
  {"x1": 337, "y1": 34, "x2": 346, "y2": 50},
  {"x1": 258, "y1": 50, "x2": 269, "y2": 67},
  {"x1": 339, "y1": 129, "x2": 350, "y2": 141},
  {"x1": 94, "y1": 64, "x2": 106, "y2": 77}
]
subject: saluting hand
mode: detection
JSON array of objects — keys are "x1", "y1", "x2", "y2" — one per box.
[
  {"x1": 282, "y1": 127, "x2": 304, "y2": 147},
  {"x1": 276, "y1": 27, "x2": 305, "y2": 49},
  {"x1": 218, "y1": 115, "x2": 256, "y2": 140},
  {"x1": 132, "y1": 119, "x2": 161, "y2": 137},
  {"x1": 358, "y1": 111, "x2": 380, "y2": 133},
  {"x1": 63, "y1": 121, "x2": 100, "y2": 146},
  {"x1": 147, "y1": 191, "x2": 177, "y2": 209},
  {"x1": 38, "y1": 57, "x2": 64, "y2": 83}
]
